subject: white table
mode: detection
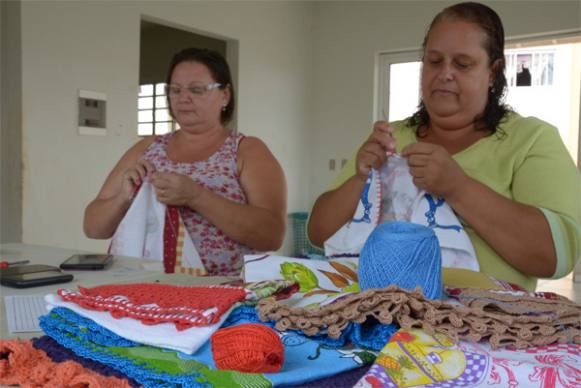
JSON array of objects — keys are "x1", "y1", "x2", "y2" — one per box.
[{"x1": 0, "y1": 243, "x2": 234, "y2": 339}]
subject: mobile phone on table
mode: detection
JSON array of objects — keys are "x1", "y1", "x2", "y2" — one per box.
[
  {"x1": 0, "y1": 265, "x2": 73, "y2": 288},
  {"x1": 60, "y1": 254, "x2": 113, "y2": 270}
]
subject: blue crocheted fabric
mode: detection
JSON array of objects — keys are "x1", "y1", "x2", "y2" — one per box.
[
  {"x1": 350, "y1": 317, "x2": 399, "y2": 351},
  {"x1": 227, "y1": 306, "x2": 397, "y2": 352},
  {"x1": 39, "y1": 307, "x2": 136, "y2": 347},
  {"x1": 40, "y1": 307, "x2": 209, "y2": 388}
]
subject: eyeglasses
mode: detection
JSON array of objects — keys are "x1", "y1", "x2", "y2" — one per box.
[{"x1": 165, "y1": 83, "x2": 222, "y2": 98}]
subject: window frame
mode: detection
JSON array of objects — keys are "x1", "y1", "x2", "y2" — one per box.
[
  {"x1": 375, "y1": 49, "x2": 422, "y2": 123},
  {"x1": 137, "y1": 83, "x2": 177, "y2": 136}
]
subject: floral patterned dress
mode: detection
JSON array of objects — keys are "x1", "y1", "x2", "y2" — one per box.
[{"x1": 142, "y1": 130, "x2": 253, "y2": 276}]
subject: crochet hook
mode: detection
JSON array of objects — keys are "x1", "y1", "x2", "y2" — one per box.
[{"x1": 0, "y1": 260, "x2": 30, "y2": 269}]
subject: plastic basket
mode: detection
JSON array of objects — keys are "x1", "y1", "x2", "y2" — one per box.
[{"x1": 289, "y1": 212, "x2": 325, "y2": 258}]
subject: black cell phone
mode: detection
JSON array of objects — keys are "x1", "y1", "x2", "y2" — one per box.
[
  {"x1": 2, "y1": 264, "x2": 62, "y2": 275},
  {"x1": 60, "y1": 254, "x2": 113, "y2": 270},
  {"x1": 0, "y1": 269, "x2": 73, "y2": 288}
]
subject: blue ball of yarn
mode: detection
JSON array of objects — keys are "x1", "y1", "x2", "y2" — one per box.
[{"x1": 358, "y1": 221, "x2": 442, "y2": 299}]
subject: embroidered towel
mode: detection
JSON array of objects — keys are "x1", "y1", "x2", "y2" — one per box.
[
  {"x1": 381, "y1": 155, "x2": 479, "y2": 271},
  {"x1": 324, "y1": 155, "x2": 479, "y2": 271},
  {"x1": 109, "y1": 181, "x2": 206, "y2": 275},
  {"x1": 324, "y1": 171, "x2": 382, "y2": 256}
]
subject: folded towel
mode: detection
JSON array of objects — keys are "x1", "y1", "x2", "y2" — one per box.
[
  {"x1": 109, "y1": 181, "x2": 206, "y2": 275},
  {"x1": 46, "y1": 293, "x2": 234, "y2": 354}
]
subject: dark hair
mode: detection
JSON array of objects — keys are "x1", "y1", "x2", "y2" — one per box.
[
  {"x1": 165, "y1": 47, "x2": 235, "y2": 124},
  {"x1": 409, "y1": 2, "x2": 510, "y2": 136}
]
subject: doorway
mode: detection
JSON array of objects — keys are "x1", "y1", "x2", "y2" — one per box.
[{"x1": 138, "y1": 20, "x2": 231, "y2": 136}]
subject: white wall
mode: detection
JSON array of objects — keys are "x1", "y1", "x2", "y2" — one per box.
[
  {"x1": 1, "y1": 0, "x2": 23, "y2": 243},
  {"x1": 309, "y1": 0, "x2": 581, "y2": 205},
  {"x1": 20, "y1": 0, "x2": 314, "y2": 254}
]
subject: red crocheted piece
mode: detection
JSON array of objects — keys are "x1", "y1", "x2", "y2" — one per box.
[
  {"x1": 211, "y1": 323, "x2": 284, "y2": 373},
  {"x1": 0, "y1": 339, "x2": 131, "y2": 388},
  {"x1": 57, "y1": 283, "x2": 248, "y2": 330}
]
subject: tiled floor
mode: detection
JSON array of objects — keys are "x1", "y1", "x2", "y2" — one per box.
[{"x1": 536, "y1": 273, "x2": 581, "y2": 303}]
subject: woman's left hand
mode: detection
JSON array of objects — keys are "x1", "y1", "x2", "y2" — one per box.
[
  {"x1": 401, "y1": 142, "x2": 468, "y2": 199},
  {"x1": 150, "y1": 172, "x2": 202, "y2": 207}
]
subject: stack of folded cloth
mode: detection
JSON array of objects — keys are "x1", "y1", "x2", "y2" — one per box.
[
  {"x1": 1, "y1": 279, "x2": 385, "y2": 388},
  {"x1": 1, "y1": 283, "x2": 250, "y2": 387}
]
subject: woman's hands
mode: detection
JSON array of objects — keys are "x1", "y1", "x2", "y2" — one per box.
[
  {"x1": 308, "y1": 121, "x2": 396, "y2": 246},
  {"x1": 355, "y1": 121, "x2": 396, "y2": 179},
  {"x1": 120, "y1": 159, "x2": 203, "y2": 208},
  {"x1": 120, "y1": 159, "x2": 202, "y2": 208},
  {"x1": 150, "y1": 172, "x2": 203, "y2": 207},
  {"x1": 401, "y1": 142, "x2": 469, "y2": 200},
  {"x1": 84, "y1": 136, "x2": 156, "y2": 239},
  {"x1": 120, "y1": 159, "x2": 156, "y2": 202}
]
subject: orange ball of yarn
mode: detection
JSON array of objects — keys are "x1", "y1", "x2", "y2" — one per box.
[{"x1": 211, "y1": 323, "x2": 284, "y2": 373}]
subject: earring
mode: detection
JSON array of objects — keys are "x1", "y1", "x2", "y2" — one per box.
[{"x1": 222, "y1": 104, "x2": 227, "y2": 112}]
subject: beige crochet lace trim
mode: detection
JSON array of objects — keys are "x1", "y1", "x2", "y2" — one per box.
[{"x1": 256, "y1": 285, "x2": 581, "y2": 349}]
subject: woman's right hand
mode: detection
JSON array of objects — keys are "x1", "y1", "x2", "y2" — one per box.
[
  {"x1": 84, "y1": 137, "x2": 157, "y2": 239},
  {"x1": 119, "y1": 159, "x2": 156, "y2": 201},
  {"x1": 355, "y1": 121, "x2": 396, "y2": 179}
]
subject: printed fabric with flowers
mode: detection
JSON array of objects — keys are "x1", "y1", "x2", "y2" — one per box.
[{"x1": 142, "y1": 130, "x2": 253, "y2": 276}]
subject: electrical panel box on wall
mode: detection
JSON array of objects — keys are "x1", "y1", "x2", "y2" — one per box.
[{"x1": 78, "y1": 90, "x2": 107, "y2": 136}]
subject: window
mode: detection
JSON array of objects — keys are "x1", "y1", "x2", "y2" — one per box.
[
  {"x1": 375, "y1": 50, "x2": 422, "y2": 122},
  {"x1": 137, "y1": 83, "x2": 177, "y2": 136},
  {"x1": 505, "y1": 49, "x2": 555, "y2": 87},
  {"x1": 376, "y1": 40, "x2": 580, "y2": 164},
  {"x1": 504, "y1": 42, "x2": 580, "y2": 161}
]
